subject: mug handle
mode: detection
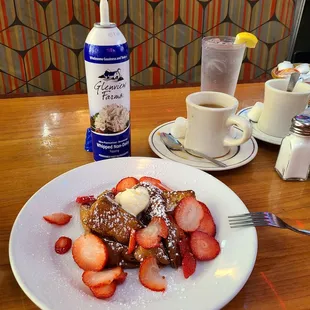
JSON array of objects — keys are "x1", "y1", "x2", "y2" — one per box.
[{"x1": 223, "y1": 115, "x2": 252, "y2": 147}]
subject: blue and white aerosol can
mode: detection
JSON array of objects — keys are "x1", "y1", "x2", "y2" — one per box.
[{"x1": 84, "y1": 0, "x2": 130, "y2": 161}]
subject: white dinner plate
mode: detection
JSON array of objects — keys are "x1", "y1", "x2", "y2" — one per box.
[
  {"x1": 9, "y1": 157, "x2": 257, "y2": 310},
  {"x1": 149, "y1": 121, "x2": 258, "y2": 171}
]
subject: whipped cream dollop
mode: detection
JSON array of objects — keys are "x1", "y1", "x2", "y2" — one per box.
[
  {"x1": 296, "y1": 63, "x2": 310, "y2": 74},
  {"x1": 115, "y1": 186, "x2": 150, "y2": 216},
  {"x1": 278, "y1": 61, "x2": 293, "y2": 71}
]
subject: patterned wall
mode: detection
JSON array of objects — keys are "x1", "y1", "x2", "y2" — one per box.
[{"x1": 0, "y1": 0, "x2": 295, "y2": 95}]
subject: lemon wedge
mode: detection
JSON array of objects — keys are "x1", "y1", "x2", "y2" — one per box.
[{"x1": 234, "y1": 32, "x2": 258, "y2": 48}]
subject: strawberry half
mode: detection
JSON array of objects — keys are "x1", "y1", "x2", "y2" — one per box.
[
  {"x1": 139, "y1": 256, "x2": 167, "y2": 292},
  {"x1": 127, "y1": 229, "x2": 136, "y2": 254},
  {"x1": 190, "y1": 231, "x2": 220, "y2": 261},
  {"x1": 136, "y1": 217, "x2": 168, "y2": 249},
  {"x1": 198, "y1": 201, "x2": 211, "y2": 216},
  {"x1": 55, "y1": 236, "x2": 72, "y2": 254},
  {"x1": 76, "y1": 195, "x2": 96, "y2": 204},
  {"x1": 82, "y1": 267, "x2": 122, "y2": 287},
  {"x1": 139, "y1": 176, "x2": 171, "y2": 191},
  {"x1": 178, "y1": 237, "x2": 191, "y2": 258},
  {"x1": 197, "y1": 204, "x2": 216, "y2": 237},
  {"x1": 90, "y1": 282, "x2": 117, "y2": 299},
  {"x1": 115, "y1": 177, "x2": 139, "y2": 193},
  {"x1": 72, "y1": 234, "x2": 108, "y2": 271},
  {"x1": 182, "y1": 252, "x2": 196, "y2": 279},
  {"x1": 115, "y1": 271, "x2": 128, "y2": 285},
  {"x1": 174, "y1": 197, "x2": 204, "y2": 232},
  {"x1": 43, "y1": 213, "x2": 72, "y2": 225}
]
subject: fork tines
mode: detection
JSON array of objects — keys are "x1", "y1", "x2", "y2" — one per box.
[
  {"x1": 228, "y1": 212, "x2": 268, "y2": 228},
  {"x1": 229, "y1": 212, "x2": 310, "y2": 235}
]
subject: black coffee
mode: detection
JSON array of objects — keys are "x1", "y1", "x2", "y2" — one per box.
[{"x1": 199, "y1": 103, "x2": 225, "y2": 109}]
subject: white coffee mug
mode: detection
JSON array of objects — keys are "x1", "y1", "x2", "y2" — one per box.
[
  {"x1": 258, "y1": 80, "x2": 310, "y2": 138},
  {"x1": 184, "y1": 92, "x2": 252, "y2": 158}
]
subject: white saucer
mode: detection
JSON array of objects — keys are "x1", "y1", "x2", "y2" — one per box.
[
  {"x1": 148, "y1": 121, "x2": 258, "y2": 172},
  {"x1": 237, "y1": 107, "x2": 283, "y2": 145}
]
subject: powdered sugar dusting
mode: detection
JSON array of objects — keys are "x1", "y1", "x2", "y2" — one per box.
[
  {"x1": 138, "y1": 182, "x2": 172, "y2": 236},
  {"x1": 87, "y1": 195, "x2": 141, "y2": 244},
  {"x1": 138, "y1": 182, "x2": 181, "y2": 268},
  {"x1": 139, "y1": 182, "x2": 167, "y2": 219}
]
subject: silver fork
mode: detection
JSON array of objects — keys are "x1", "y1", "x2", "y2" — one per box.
[{"x1": 229, "y1": 212, "x2": 310, "y2": 236}]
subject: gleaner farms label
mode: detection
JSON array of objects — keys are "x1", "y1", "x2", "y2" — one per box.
[{"x1": 84, "y1": 43, "x2": 130, "y2": 160}]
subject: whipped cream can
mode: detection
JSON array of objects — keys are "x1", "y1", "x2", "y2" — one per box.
[{"x1": 84, "y1": 21, "x2": 130, "y2": 161}]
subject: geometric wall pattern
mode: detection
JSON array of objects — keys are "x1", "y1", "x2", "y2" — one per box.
[{"x1": 0, "y1": 0, "x2": 295, "y2": 95}]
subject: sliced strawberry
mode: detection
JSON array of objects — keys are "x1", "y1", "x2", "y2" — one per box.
[
  {"x1": 76, "y1": 195, "x2": 96, "y2": 204},
  {"x1": 197, "y1": 205, "x2": 216, "y2": 237},
  {"x1": 153, "y1": 217, "x2": 169, "y2": 238},
  {"x1": 82, "y1": 267, "x2": 122, "y2": 287},
  {"x1": 127, "y1": 229, "x2": 136, "y2": 254},
  {"x1": 43, "y1": 213, "x2": 72, "y2": 225},
  {"x1": 139, "y1": 256, "x2": 167, "y2": 292},
  {"x1": 136, "y1": 217, "x2": 168, "y2": 249},
  {"x1": 198, "y1": 201, "x2": 211, "y2": 216},
  {"x1": 111, "y1": 187, "x2": 117, "y2": 195},
  {"x1": 115, "y1": 271, "x2": 128, "y2": 285},
  {"x1": 168, "y1": 214, "x2": 186, "y2": 239},
  {"x1": 115, "y1": 177, "x2": 139, "y2": 193},
  {"x1": 90, "y1": 282, "x2": 117, "y2": 299},
  {"x1": 72, "y1": 234, "x2": 108, "y2": 271},
  {"x1": 139, "y1": 176, "x2": 171, "y2": 191},
  {"x1": 182, "y1": 252, "x2": 196, "y2": 279},
  {"x1": 55, "y1": 236, "x2": 72, "y2": 254},
  {"x1": 174, "y1": 197, "x2": 204, "y2": 232},
  {"x1": 190, "y1": 231, "x2": 220, "y2": 261},
  {"x1": 178, "y1": 237, "x2": 191, "y2": 258},
  {"x1": 178, "y1": 227, "x2": 187, "y2": 240}
]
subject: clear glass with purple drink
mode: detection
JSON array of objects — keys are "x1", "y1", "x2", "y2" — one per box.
[{"x1": 201, "y1": 36, "x2": 246, "y2": 96}]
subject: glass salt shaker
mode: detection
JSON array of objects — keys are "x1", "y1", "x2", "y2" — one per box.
[{"x1": 275, "y1": 114, "x2": 310, "y2": 181}]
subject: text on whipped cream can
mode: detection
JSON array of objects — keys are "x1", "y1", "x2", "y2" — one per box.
[{"x1": 84, "y1": 23, "x2": 130, "y2": 161}]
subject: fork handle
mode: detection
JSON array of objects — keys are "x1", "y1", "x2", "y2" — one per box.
[{"x1": 286, "y1": 224, "x2": 310, "y2": 236}]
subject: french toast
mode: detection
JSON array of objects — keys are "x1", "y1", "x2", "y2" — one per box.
[
  {"x1": 86, "y1": 195, "x2": 142, "y2": 244},
  {"x1": 134, "y1": 245, "x2": 170, "y2": 266},
  {"x1": 80, "y1": 188, "x2": 172, "y2": 268},
  {"x1": 163, "y1": 215, "x2": 182, "y2": 268},
  {"x1": 164, "y1": 190, "x2": 195, "y2": 212},
  {"x1": 138, "y1": 182, "x2": 185, "y2": 268},
  {"x1": 101, "y1": 237, "x2": 140, "y2": 269},
  {"x1": 79, "y1": 182, "x2": 197, "y2": 269}
]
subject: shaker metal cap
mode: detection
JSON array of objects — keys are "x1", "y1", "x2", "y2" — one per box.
[{"x1": 290, "y1": 114, "x2": 310, "y2": 136}]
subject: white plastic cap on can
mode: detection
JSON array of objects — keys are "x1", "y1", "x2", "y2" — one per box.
[{"x1": 100, "y1": 0, "x2": 110, "y2": 26}]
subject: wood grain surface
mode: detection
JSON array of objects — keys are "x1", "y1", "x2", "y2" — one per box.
[{"x1": 1, "y1": 84, "x2": 309, "y2": 310}]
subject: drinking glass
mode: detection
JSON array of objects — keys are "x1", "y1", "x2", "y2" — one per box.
[{"x1": 201, "y1": 36, "x2": 245, "y2": 96}]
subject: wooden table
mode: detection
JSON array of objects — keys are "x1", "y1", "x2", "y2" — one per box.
[{"x1": 1, "y1": 83, "x2": 310, "y2": 310}]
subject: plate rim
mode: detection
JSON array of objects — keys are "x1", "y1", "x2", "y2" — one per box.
[
  {"x1": 148, "y1": 121, "x2": 258, "y2": 171},
  {"x1": 9, "y1": 157, "x2": 258, "y2": 310}
]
